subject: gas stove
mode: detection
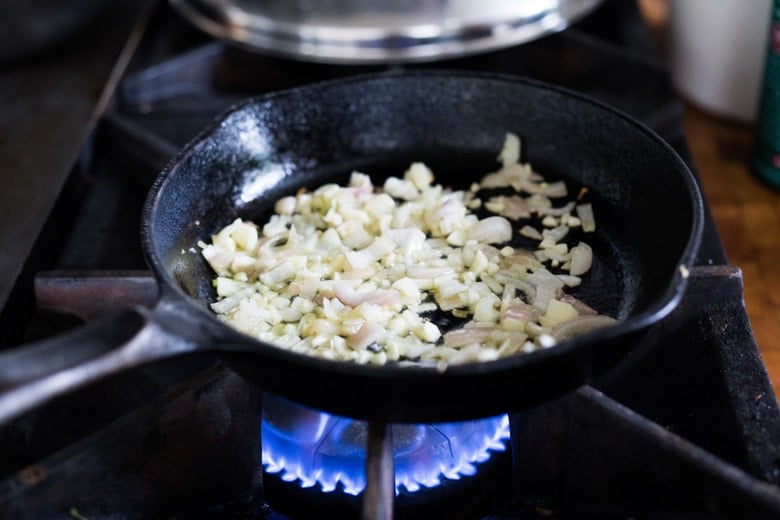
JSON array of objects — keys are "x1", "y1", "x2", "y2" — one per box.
[{"x1": 1, "y1": 0, "x2": 779, "y2": 518}]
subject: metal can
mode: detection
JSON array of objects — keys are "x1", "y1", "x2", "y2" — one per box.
[{"x1": 753, "y1": 0, "x2": 780, "y2": 189}]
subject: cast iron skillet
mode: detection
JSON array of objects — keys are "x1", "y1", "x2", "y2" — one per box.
[{"x1": 0, "y1": 71, "x2": 704, "y2": 424}]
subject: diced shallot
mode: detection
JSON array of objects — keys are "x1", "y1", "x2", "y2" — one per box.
[
  {"x1": 333, "y1": 283, "x2": 401, "y2": 308},
  {"x1": 443, "y1": 324, "x2": 494, "y2": 348},
  {"x1": 569, "y1": 242, "x2": 593, "y2": 276},
  {"x1": 201, "y1": 132, "x2": 612, "y2": 368},
  {"x1": 469, "y1": 216, "x2": 513, "y2": 244},
  {"x1": 348, "y1": 321, "x2": 384, "y2": 350},
  {"x1": 576, "y1": 203, "x2": 596, "y2": 232}
]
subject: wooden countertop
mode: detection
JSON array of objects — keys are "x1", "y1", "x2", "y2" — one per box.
[{"x1": 683, "y1": 106, "x2": 780, "y2": 398}]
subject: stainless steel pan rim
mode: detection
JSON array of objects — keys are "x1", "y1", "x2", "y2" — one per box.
[{"x1": 168, "y1": 0, "x2": 604, "y2": 64}]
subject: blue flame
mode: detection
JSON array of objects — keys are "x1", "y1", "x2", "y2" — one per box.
[{"x1": 261, "y1": 395, "x2": 510, "y2": 496}]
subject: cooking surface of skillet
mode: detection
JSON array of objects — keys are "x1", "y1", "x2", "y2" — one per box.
[{"x1": 144, "y1": 70, "x2": 703, "y2": 422}]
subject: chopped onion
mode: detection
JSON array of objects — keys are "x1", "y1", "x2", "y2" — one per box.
[
  {"x1": 519, "y1": 225, "x2": 543, "y2": 240},
  {"x1": 569, "y1": 242, "x2": 593, "y2": 276},
  {"x1": 498, "y1": 132, "x2": 521, "y2": 167},
  {"x1": 348, "y1": 321, "x2": 384, "y2": 350},
  {"x1": 469, "y1": 216, "x2": 513, "y2": 244},
  {"x1": 200, "y1": 132, "x2": 613, "y2": 367},
  {"x1": 520, "y1": 180, "x2": 568, "y2": 198},
  {"x1": 334, "y1": 283, "x2": 400, "y2": 308},
  {"x1": 576, "y1": 203, "x2": 596, "y2": 232}
]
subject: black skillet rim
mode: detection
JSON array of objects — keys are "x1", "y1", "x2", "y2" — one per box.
[{"x1": 141, "y1": 69, "x2": 705, "y2": 383}]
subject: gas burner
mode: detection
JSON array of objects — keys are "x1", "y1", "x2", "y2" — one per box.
[{"x1": 261, "y1": 394, "x2": 510, "y2": 496}]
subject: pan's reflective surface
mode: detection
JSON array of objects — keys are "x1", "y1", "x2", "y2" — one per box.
[{"x1": 169, "y1": 0, "x2": 603, "y2": 64}]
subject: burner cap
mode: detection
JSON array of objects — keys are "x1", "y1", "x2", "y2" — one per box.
[{"x1": 169, "y1": 0, "x2": 603, "y2": 64}]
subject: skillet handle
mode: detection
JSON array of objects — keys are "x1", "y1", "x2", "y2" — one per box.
[{"x1": 0, "y1": 306, "x2": 197, "y2": 425}]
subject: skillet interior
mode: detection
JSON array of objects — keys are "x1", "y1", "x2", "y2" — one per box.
[{"x1": 144, "y1": 71, "x2": 702, "y2": 421}]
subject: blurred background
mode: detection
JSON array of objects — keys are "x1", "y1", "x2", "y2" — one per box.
[{"x1": 639, "y1": 0, "x2": 780, "y2": 393}]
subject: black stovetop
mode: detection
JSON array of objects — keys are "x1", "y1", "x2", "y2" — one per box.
[{"x1": 1, "y1": 1, "x2": 779, "y2": 518}]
